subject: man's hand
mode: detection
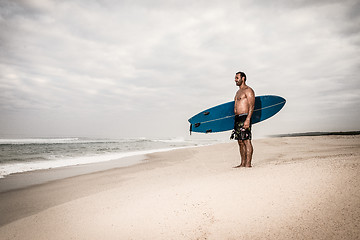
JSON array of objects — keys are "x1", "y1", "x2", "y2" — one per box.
[{"x1": 244, "y1": 119, "x2": 251, "y2": 130}]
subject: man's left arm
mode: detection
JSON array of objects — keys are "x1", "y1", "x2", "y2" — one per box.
[{"x1": 244, "y1": 89, "x2": 255, "y2": 129}]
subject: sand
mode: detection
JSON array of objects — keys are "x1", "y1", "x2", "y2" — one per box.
[{"x1": 0, "y1": 135, "x2": 359, "y2": 239}]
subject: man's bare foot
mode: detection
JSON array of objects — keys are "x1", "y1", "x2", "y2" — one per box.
[{"x1": 233, "y1": 164, "x2": 245, "y2": 168}]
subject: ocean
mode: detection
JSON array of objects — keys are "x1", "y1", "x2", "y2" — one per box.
[{"x1": 0, "y1": 137, "x2": 220, "y2": 178}]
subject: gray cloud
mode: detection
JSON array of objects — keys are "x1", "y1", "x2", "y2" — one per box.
[{"x1": 1, "y1": 0, "x2": 359, "y2": 138}]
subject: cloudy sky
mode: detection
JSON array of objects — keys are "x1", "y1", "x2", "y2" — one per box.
[{"x1": 1, "y1": 0, "x2": 359, "y2": 139}]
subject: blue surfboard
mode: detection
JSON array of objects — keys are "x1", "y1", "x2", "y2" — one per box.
[{"x1": 188, "y1": 95, "x2": 286, "y2": 133}]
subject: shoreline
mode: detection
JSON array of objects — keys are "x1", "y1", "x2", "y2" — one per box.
[
  {"x1": 1, "y1": 135, "x2": 359, "y2": 239},
  {"x1": 0, "y1": 154, "x2": 147, "y2": 193},
  {"x1": 0, "y1": 144, "x2": 210, "y2": 191},
  {"x1": 0, "y1": 144, "x2": 212, "y2": 193},
  {"x1": 0, "y1": 136, "x2": 221, "y2": 180}
]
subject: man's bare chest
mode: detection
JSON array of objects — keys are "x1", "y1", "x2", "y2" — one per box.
[{"x1": 235, "y1": 91, "x2": 247, "y2": 101}]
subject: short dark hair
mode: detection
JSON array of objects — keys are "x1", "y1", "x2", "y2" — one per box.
[{"x1": 236, "y1": 71, "x2": 246, "y2": 81}]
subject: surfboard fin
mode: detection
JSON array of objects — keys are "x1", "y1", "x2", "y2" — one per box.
[{"x1": 189, "y1": 124, "x2": 192, "y2": 135}]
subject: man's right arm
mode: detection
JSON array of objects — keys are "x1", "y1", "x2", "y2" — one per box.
[{"x1": 244, "y1": 89, "x2": 255, "y2": 129}]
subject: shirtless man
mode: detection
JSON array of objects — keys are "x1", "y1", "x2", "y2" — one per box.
[{"x1": 230, "y1": 71, "x2": 255, "y2": 168}]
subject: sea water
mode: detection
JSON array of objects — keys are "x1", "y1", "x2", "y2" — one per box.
[{"x1": 0, "y1": 137, "x2": 219, "y2": 178}]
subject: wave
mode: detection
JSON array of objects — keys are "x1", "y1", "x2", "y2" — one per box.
[
  {"x1": 0, "y1": 138, "x2": 81, "y2": 145},
  {"x1": 0, "y1": 137, "x2": 220, "y2": 145},
  {"x1": 152, "y1": 137, "x2": 186, "y2": 143},
  {"x1": 0, "y1": 146, "x2": 193, "y2": 178},
  {"x1": 0, "y1": 137, "x2": 221, "y2": 178}
]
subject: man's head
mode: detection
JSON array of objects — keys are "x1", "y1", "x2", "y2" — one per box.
[{"x1": 235, "y1": 71, "x2": 246, "y2": 86}]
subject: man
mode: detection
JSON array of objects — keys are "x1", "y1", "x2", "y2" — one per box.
[{"x1": 230, "y1": 71, "x2": 255, "y2": 168}]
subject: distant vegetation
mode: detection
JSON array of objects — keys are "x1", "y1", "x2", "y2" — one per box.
[{"x1": 273, "y1": 131, "x2": 360, "y2": 138}]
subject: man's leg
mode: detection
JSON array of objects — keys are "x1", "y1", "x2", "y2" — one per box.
[
  {"x1": 243, "y1": 140, "x2": 253, "y2": 167},
  {"x1": 235, "y1": 140, "x2": 246, "y2": 167}
]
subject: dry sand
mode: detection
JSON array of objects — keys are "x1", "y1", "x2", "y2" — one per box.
[{"x1": 0, "y1": 135, "x2": 359, "y2": 239}]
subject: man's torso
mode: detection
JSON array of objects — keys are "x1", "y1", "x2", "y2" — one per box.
[{"x1": 234, "y1": 87, "x2": 252, "y2": 115}]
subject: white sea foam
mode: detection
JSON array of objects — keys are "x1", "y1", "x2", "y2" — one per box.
[
  {"x1": 0, "y1": 146, "x2": 190, "y2": 178},
  {"x1": 153, "y1": 137, "x2": 186, "y2": 143},
  {"x1": 0, "y1": 136, "x2": 221, "y2": 178},
  {"x1": 0, "y1": 138, "x2": 80, "y2": 145}
]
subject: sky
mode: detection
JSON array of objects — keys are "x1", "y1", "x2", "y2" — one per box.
[{"x1": 0, "y1": 0, "x2": 359, "y2": 139}]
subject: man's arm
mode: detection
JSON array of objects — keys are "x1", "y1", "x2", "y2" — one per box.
[{"x1": 244, "y1": 88, "x2": 255, "y2": 129}]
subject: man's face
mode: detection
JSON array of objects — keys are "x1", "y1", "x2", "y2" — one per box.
[{"x1": 235, "y1": 74, "x2": 243, "y2": 86}]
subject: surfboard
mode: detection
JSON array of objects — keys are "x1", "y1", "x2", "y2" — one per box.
[{"x1": 188, "y1": 95, "x2": 286, "y2": 133}]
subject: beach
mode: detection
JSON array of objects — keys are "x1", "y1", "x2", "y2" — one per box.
[{"x1": 0, "y1": 135, "x2": 359, "y2": 239}]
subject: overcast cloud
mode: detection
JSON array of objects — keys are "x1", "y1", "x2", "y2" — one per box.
[{"x1": 1, "y1": 0, "x2": 359, "y2": 139}]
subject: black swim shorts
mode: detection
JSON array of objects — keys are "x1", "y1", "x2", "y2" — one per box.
[{"x1": 230, "y1": 114, "x2": 252, "y2": 140}]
